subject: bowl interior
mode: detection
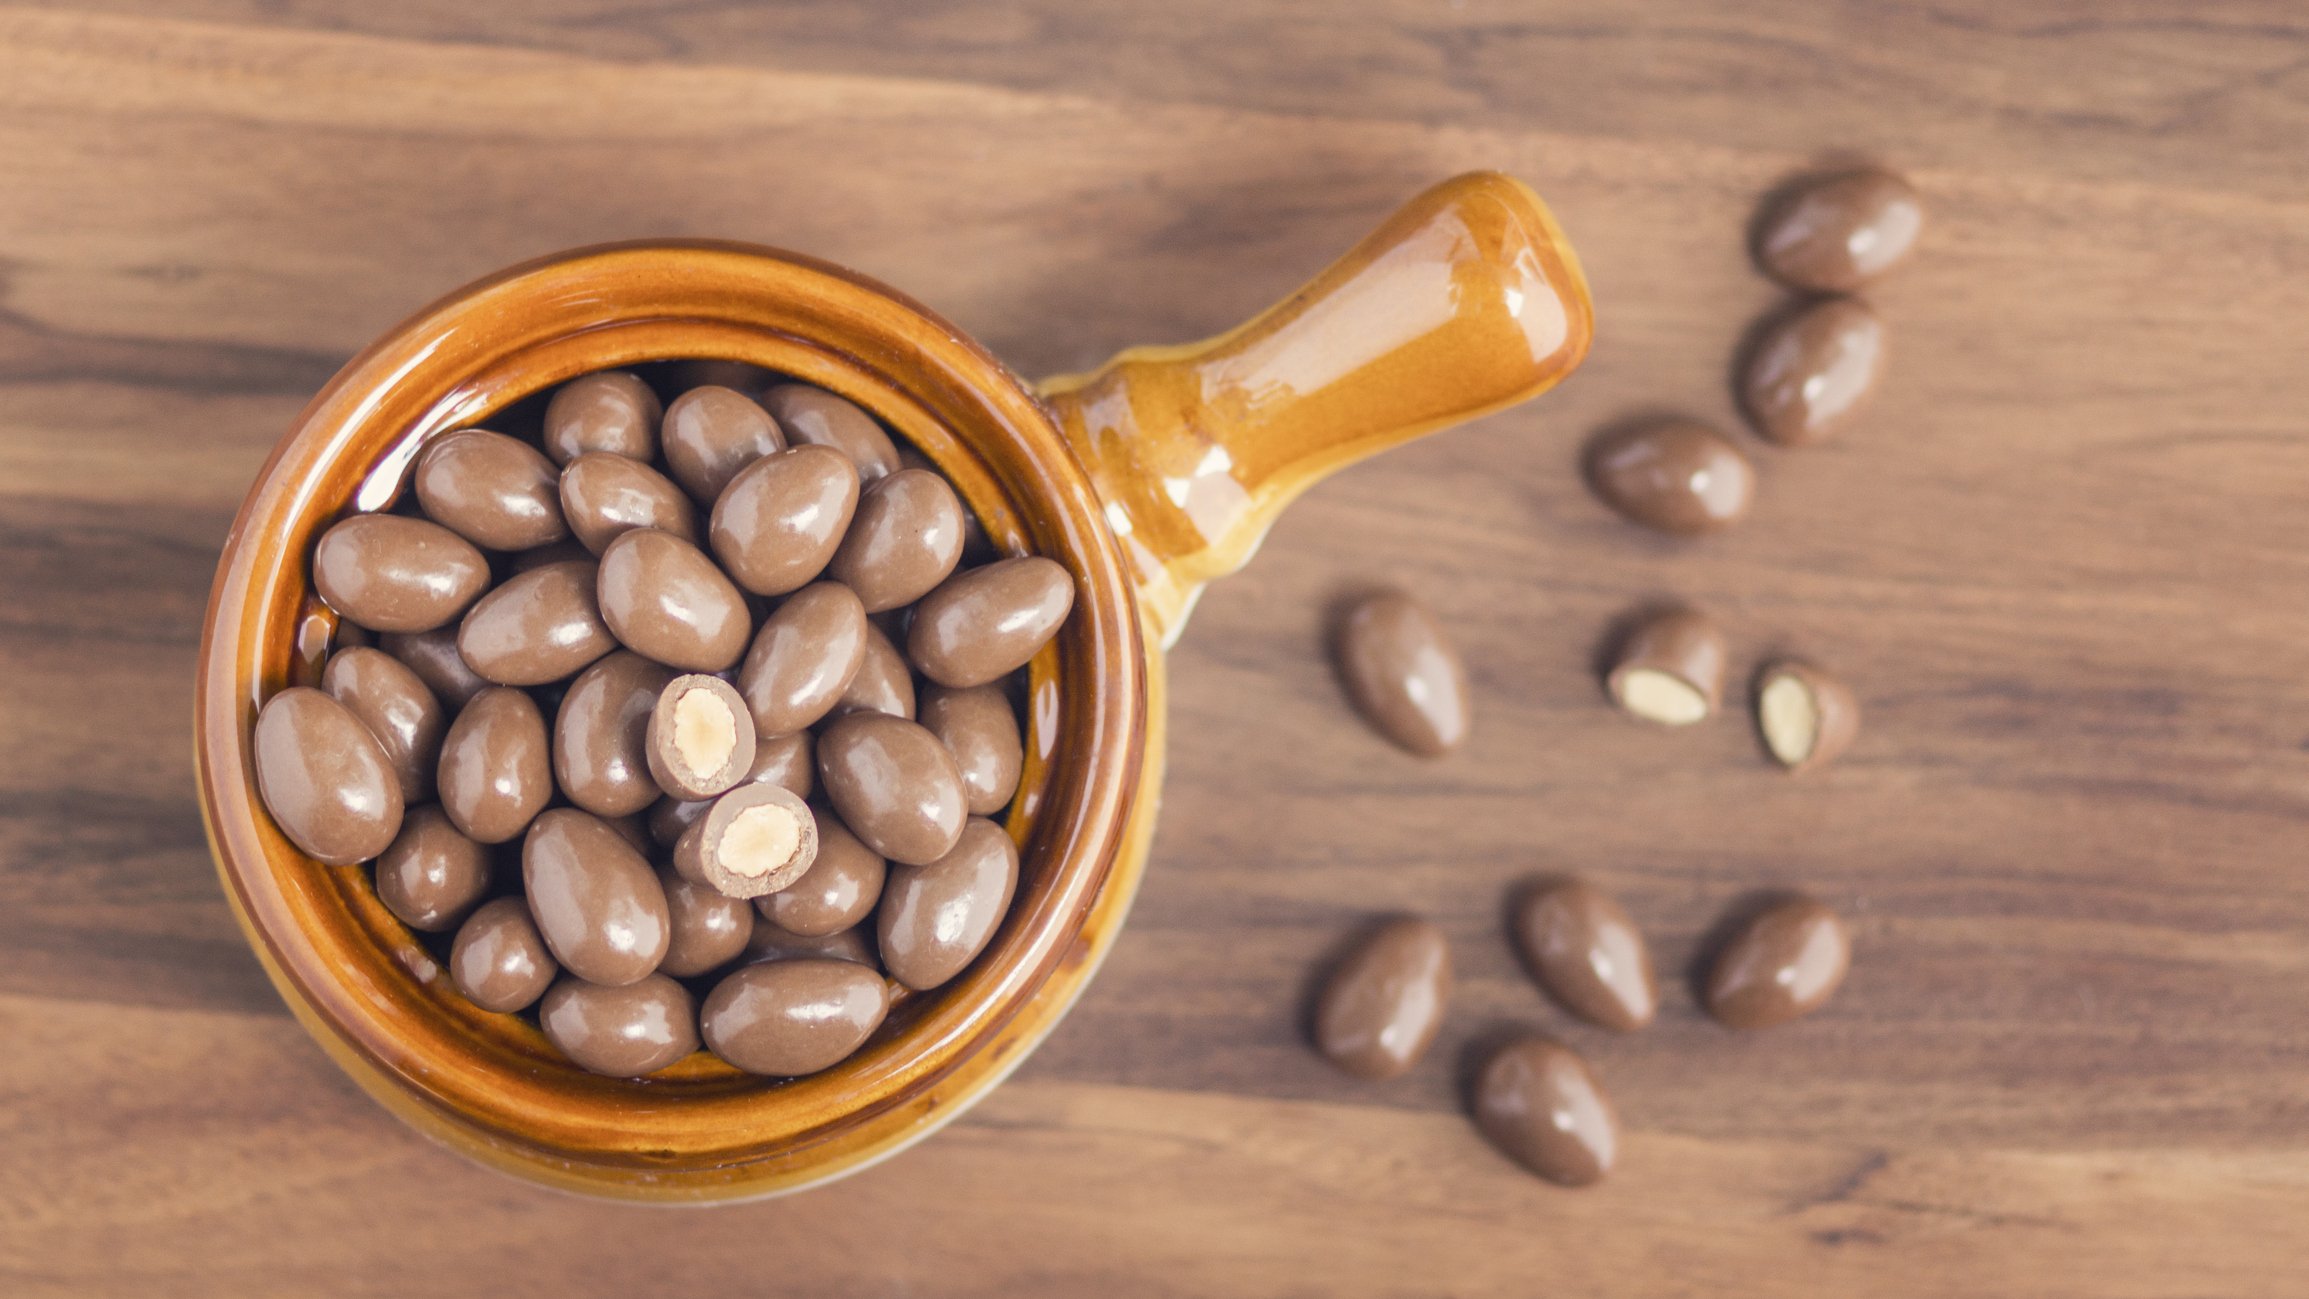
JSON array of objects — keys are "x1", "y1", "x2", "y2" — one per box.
[{"x1": 196, "y1": 242, "x2": 1145, "y2": 1187}]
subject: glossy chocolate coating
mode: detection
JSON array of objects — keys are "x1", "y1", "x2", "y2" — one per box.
[
  {"x1": 437, "y1": 687, "x2": 552, "y2": 844},
  {"x1": 700, "y1": 958, "x2": 889, "y2": 1076},
  {"x1": 648, "y1": 795, "x2": 711, "y2": 851},
  {"x1": 709, "y1": 445, "x2": 861, "y2": 596},
  {"x1": 827, "y1": 468, "x2": 965, "y2": 613},
  {"x1": 1512, "y1": 880, "x2": 1657, "y2": 1032},
  {"x1": 601, "y1": 811, "x2": 654, "y2": 855},
  {"x1": 596, "y1": 528, "x2": 751, "y2": 672},
  {"x1": 1742, "y1": 297, "x2": 1885, "y2": 446},
  {"x1": 456, "y1": 559, "x2": 616, "y2": 686},
  {"x1": 738, "y1": 582, "x2": 867, "y2": 736},
  {"x1": 657, "y1": 865, "x2": 757, "y2": 978},
  {"x1": 672, "y1": 781, "x2": 818, "y2": 899},
  {"x1": 1312, "y1": 916, "x2": 1452, "y2": 1080},
  {"x1": 1585, "y1": 419, "x2": 1756, "y2": 535},
  {"x1": 558, "y1": 451, "x2": 700, "y2": 555},
  {"x1": 760, "y1": 383, "x2": 901, "y2": 482},
  {"x1": 521, "y1": 808, "x2": 672, "y2": 987},
  {"x1": 661, "y1": 385, "x2": 783, "y2": 503},
  {"x1": 907, "y1": 557, "x2": 1075, "y2": 690},
  {"x1": 539, "y1": 974, "x2": 699, "y2": 1078},
  {"x1": 877, "y1": 816, "x2": 1017, "y2": 991},
  {"x1": 817, "y1": 712, "x2": 967, "y2": 866},
  {"x1": 759, "y1": 807, "x2": 885, "y2": 937},
  {"x1": 646, "y1": 674, "x2": 756, "y2": 801},
  {"x1": 413, "y1": 429, "x2": 568, "y2": 551},
  {"x1": 373, "y1": 805, "x2": 491, "y2": 932},
  {"x1": 829, "y1": 619, "x2": 915, "y2": 721},
  {"x1": 1756, "y1": 168, "x2": 1924, "y2": 293},
  {"x1": 743, "y1": 916, "x2": 876, "y2": 967},
  {"x1": 1756, "y1": 659, "x2": 1861, "y2": 774},
  {"x1": 1706, "y1": 896, "x2": 1851, "y2": 1029},
  {"x1": 1333, "y1": 592, "x2": 1471, "y2": 757},
  {"x1": 744, "y1": 728, "x2": 815, "y2": 800},
  {"x1": 1471, "y1": 1037, "x2": 1618, "y2": 1187},
  {"x1": 1606, "y1": 606, "x2": 1728, "y2": 726},
  {"x1": 506, "y1": 538, "x2": 594, "y2": 575},
  {"x1": 543, "y1": 371, "x2": 661, "y2": 465},
  {"x1": 251, "y1": 686, "x2": 405, "y2": 865},
  {"x1": 379, "y1": 626, "x2": 489, "y2": 709},
  {"x1": 552, "y1": 651, "x2": 673, "y2": 818},
  {"x1": 311, "y1": 514, "x2": 489, "y2": 634},
  {"x1": 322, "y1": 646, "x2": 444, "y2": 803},
  {"x1": 449, "y1": 896, "x2": 558, "y2": 1013},
  {"x1": 919, "y1": 683, "x2": 1023, "y2": 816}
]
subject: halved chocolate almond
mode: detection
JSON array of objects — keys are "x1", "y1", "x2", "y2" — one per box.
[
  {"x1": 1755, "y1": 660, "x2": 1860, "y2": 773},
  {"x1": 674, "y1": 782, "x2": 819, "y2": 900},
  {"x1": 646, "y1": 674, "x2": 756, "y2": 801}
]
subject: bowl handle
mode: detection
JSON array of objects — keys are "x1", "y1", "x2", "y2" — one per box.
[{"x1": 1037, "y1": 170, "x2": 1594, "y2": 646}]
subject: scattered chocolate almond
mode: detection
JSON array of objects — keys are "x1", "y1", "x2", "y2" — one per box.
[
  {"x1": 1605, "y1": 606, "x2": 1728, "y2": 726},
  {"x1": 1756, "y1": 660, "x2": 1861, "y2": 773}
]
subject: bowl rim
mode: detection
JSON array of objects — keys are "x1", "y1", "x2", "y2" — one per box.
[{"x1": 194, "y1": 239, "x2": 1147, "y2": 1188}]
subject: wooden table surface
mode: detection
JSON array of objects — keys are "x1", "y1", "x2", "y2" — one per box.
[{"x1": 6, "y1": 3, "x2": 2308, "y2": 1294}]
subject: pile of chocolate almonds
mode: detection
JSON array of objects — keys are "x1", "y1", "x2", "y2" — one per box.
[
  {"x1": 251, "y1": 369, "x2": 1074, "y2": 1079},
  {"x1": 1319, "y1": 164, "x2": 1920, "y2": 1185}
]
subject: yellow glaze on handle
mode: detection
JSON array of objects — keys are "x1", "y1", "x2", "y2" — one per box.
[{"x1": 1038, "y1": 171, "x2": 1594, "y2": 645}]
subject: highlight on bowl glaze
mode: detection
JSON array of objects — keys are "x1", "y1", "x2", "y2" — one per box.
[{"x1": 195, "y1": 171, "x2": 1592, "y2": 1201}]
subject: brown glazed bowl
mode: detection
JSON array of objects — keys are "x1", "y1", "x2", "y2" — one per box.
[{"x1": 195, "y1": 172, "x2": 1593, "y2": 1201}]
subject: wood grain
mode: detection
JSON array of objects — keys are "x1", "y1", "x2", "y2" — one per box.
[{"x1": 2, "y1": 2, "x2": 2307, "y2": 1293}]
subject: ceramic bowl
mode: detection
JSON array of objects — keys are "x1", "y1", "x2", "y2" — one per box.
[{"x1": 195, "y1": 171, "x2": 1592, "y2": 1200}]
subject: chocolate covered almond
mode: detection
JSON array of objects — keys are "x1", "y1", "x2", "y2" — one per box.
[
  {"x1": 907, "y1": 556, "x2": 1075, "y2": 689},
  {"x1": 758, "y1": 807, "x2": 884, "y2": 938},
  {"x1": 552, "y1": 651, "x2": 673, "y2": 818},
  {"x1": 646, "y1": 673, "x2": 756, "y2": 801},
  {"x1": 522, "y1": 808, "x2": 672, "y2": 987},
  {"x1": 437, "y1": 686, "x2": 552, "y2": 844},
  {"x1": 539, "y1": 974, "x2": 698, "y2": 1077},
  {"x1": 1511, "y1": 879, "x2": 1657, "y2": 1032},
  {"x1": 374, "y1": 805, "x2": 491, "y2": 932},
  {"x1": 657, "y1": 865, "x2": 756, "y2": 978},
  {"x1": 1705, "y1": 895, "x2": 1850, "y2": 1029},
  {"x1": 1333, "y1": 591, "x2": 1470, "y2": 757},
  {"x1": 1756, "y1": 660, "x2": 1861, "y2": 774},
  {"x1": 828, "y1": 467, "x2": 965, "y2": 613},
  {"x1": 456, "y1": 559, "x2": 616, "y2": 686},
  {"x1": 1606, "y1": 606, "x2": 1728, "y2": 726},
  {"x1": 1755, "y1": 167, "x2": 1924, "y2": 293},
  {"x1": 1742, "y1": 297, "x2": 1885, "y2": 446},
  {"x1": 673, "y1": 782, "x2": 819, "y2": 900},
  {"x1": 760, "y1": 383, "x2": 900, "y2": 482},
  {"x1": 661, "y1": 385, "x2": 783, "y2": 503},
  {"x1": 816, "y1": 712, "x2": 967, "y2": 866},
  {"x1": 1585, "y1": 418, "x2": 1756, "y2": 535},
  {"x1": 312, "y1": 514, "x2": 489, "y2": 634},
  {"x1": 559, "y1": 451, "x2": 699, "y2": 555},
  {"x1": 700, "y1": 958, "x2": 888, "y2": 1076},
  {"x1": 322, "y1": 646, "x2": 444, "y2": 804},
  {"x1": 1470, "y1": 1037, "x2": 1618, "y2": 1186},
  {"x1": 877, "y1": 817, "x2": 1017, "y2": 991},
  {"x1": 709, "y1": 445, "x2": 861, "y2": 596},
  {"x1": 413, "y1": 429, "x2": 568, "y2": 551},
  {"x1": 252, "y1": 686, "x2": 405, "y2": 865},
  {"x1": 543, "y1": 371, "x2": 661, "y2": 465},
  {"x1": 919, "y1": 683, "x2": 1023, "y2": 816},
  {"x1": 1312, "y1": 916, "x2": 1452, "y2": 1081},
  {"x1": 596, "y1": 528, "x2": 751, "y2": 672},
  {"x1": 738, "y1": 581, "x2": 867, "y2": 736},
  {"x1": 450, "y1": 896, "x2": 558, "y2": 1013}
]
